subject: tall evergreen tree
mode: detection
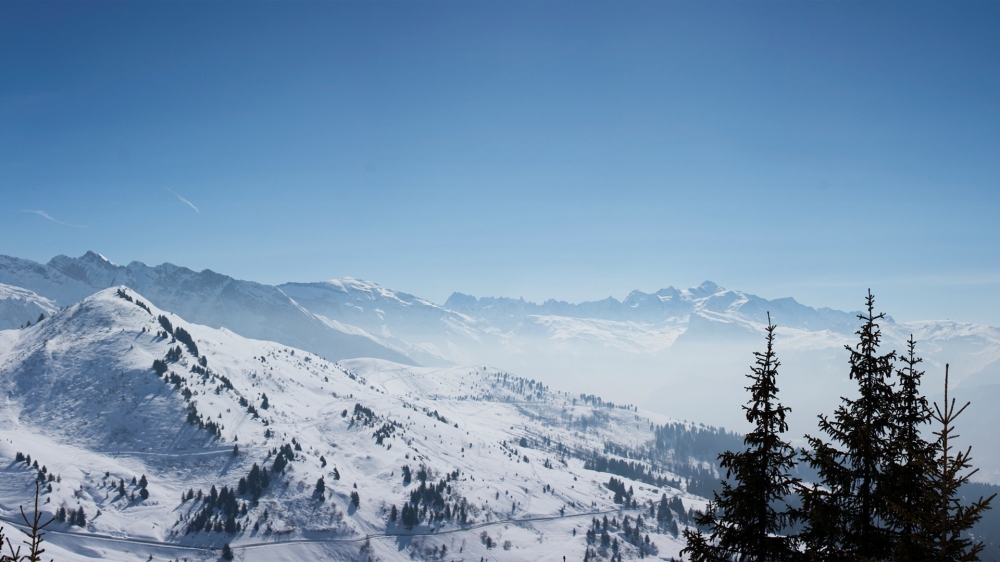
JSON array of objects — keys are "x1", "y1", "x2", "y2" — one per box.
[
  {"x1": 904, "y1": 365, "x2": 995, "y2": 561},
  {"x1": 682, "y1": 314, "x2": 799, "y2": 562},
  {"x1": 884, "y1": 336, "x2": 935, "y2": 560},
  {"x1": 799, "y1": 291, "x2": 897, "y2": 560}
]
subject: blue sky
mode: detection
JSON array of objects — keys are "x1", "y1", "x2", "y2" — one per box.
[{"x1": 2, "y1": 2, "x2": 999, "y2": 324}]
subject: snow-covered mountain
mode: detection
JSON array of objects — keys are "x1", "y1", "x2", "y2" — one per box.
[
  {"x1": 4, "y1": 252, "x2": 1000, "y2": 479},
  {"x1": 0, "y1": 283, "x2": 58, "y2": 331},
  {"x1": 278, "y1": 275, "x2": 1000, "y2": 461},
  {"x1": 0, "y1": 252, "x2": 413, "y2": 365},
  {"x1": 0, "y1": 287, "x2": 723, "y2": 561}
]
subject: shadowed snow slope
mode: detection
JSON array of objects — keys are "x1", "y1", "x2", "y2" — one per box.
[
  {"x1": 0, "y1": 283, "x2": 58, "y2": 331},
  {"x1": 0, "y1": 288, "x2": 720, "y2": 561}
]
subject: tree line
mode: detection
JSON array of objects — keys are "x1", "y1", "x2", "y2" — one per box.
[{"x1": 681, "y1": 292, "x2": 995, "y2": 561}]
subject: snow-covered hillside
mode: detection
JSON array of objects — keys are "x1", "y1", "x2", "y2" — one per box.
[
  {"x1": 0, "y1": 288, "x2": 729, "y2": 561},
  {"x1": 0, "y1": 283, "x2": 58, "y2": 331}
]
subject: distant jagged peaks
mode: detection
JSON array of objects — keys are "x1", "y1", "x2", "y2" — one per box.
[{"x1": 441, "y1": 280, "x2": 858, "y2": 331}]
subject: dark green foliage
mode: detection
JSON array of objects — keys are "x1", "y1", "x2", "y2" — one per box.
[
  {"x1": 353, "y1": 403, "x2": 377, "y2": 425},
  {"x1": 158, "y1": 315, "x2": 173, "y2": 334},
  {"x1": 683, "y1": 314, "x2": 799, "y2": 562},
  {"x1": 152, "y1": 359, "x2": 168, "y2": 375},
  {"x1": 401, "y1": 502, "x2": 418, "y2": 528},
  {"x1": 271, "y1": 444, "x2": 294, "y2": 473},
  {"x1": 241, "y1": 463, "x2": 269, "y2": 499},
  {"x1": 315, "y1": 477, "x2": 325, "y2": 496},
  {"x1": 221, "y1": 543, "x2": 234, "y2": 560},
  {"x1": 70, "y1": 506, "x2": 86, "y2": 527},
  {"x1": 165, "y1": 346, "x2": 183, "y2": 362},
  {"x1": 173, "y1": 327, "x2": 199, "y2": 357},
  {"x1": 390, "y1": 504, "x2": 398, "y2": 523},
  {"x1": 373, "y1": 421, "x2": 399, "y2": 445},
  {"x1": 260, "y1": 394, "x2": 269, "y2": 410},
  {"x1": 401, "y1": 464, "x2": 411, "y2": 485},
  {"x1": 350, "y1": 490, "x2": 360, "y2": 507},
  {"x1": 607, "y1": 477, "x2": 633, "y2": 505},
  {"x1": 185, "y1": 403, "x2": 222, "y2": 437},
  {"x1": 799, "y1": 292, "x2": 898, "y2": 560}
]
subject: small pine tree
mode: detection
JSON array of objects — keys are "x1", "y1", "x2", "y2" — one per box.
[
  {"x1": 390, "y1": 504, "x2": 398, "y2": 523},
  {"x1": 350, "y1": 490, "x2": 360, "y2": 508},
  {"x1": 221, "y1": 542, "x2": 234, "y2": 560},
  {"x1": 315, "y1": 477, "x2": 325, "y2": 496},
  {"x1": 903, "y1": 365, "x2": 995, "y2": 561},
  {"x1": 233, "y1": 444, "x2": 239, "y2": 457}
]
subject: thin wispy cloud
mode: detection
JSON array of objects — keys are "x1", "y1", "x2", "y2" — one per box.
[
  {"x1": 21, "y1": 210, "x2": 85, "y2": 228},
  {"x1": 166, "y1": 188, "x2": 199, "y2": 213}
]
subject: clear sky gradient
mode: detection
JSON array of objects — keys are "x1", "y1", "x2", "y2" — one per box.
[{"x1": 2, "y1": 2, "x2": 999, "y2": 325}]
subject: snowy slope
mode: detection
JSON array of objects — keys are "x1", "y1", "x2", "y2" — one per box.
[
  {"x1": 0, "y1": 288, "x2": 716, "y2": 561},
  {"x1": 0, "y1": 283, "x2": 59, "y2": 331},
  {"x1": 0, "y1": 252, "x2": 412, "y2": 365}
]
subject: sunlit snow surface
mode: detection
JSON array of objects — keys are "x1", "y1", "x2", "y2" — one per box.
[{"x1": 0, "y1": 289, "x2": 698, "y2": 561}]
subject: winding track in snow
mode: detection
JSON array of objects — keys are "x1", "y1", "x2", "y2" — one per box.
[{"x1": 0, "y1": 506, "x2": 630, "y2": 554}]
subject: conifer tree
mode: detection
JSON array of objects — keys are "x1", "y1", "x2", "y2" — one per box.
[
  {"x1": 799, "y1": 291, "x2": 897, "y2": 560},
  {"x1": 904, "y1": 365, "x2": 995, "y2": 561},
  {"x1": 884, "y1": 336, "x2": 935, "y2": 560},
  {"x1": 682, "y1": 314, "x2": 799, "y2": 561}
]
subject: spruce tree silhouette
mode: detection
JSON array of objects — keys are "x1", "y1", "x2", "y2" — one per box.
[
  {"x1": 682, "y1": 313, "x2": 799, "y2": 561},
  {"x1": 799, "y1": 290, "x2": 897, "y2": 560}
]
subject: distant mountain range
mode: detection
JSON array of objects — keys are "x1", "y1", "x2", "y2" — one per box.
[
  {"x1": 0, "y1": 251, "x2": 414, "y2": 365},
  {"x1": 3, "y1": 251, "x2": 1000, "y2": 481}
]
